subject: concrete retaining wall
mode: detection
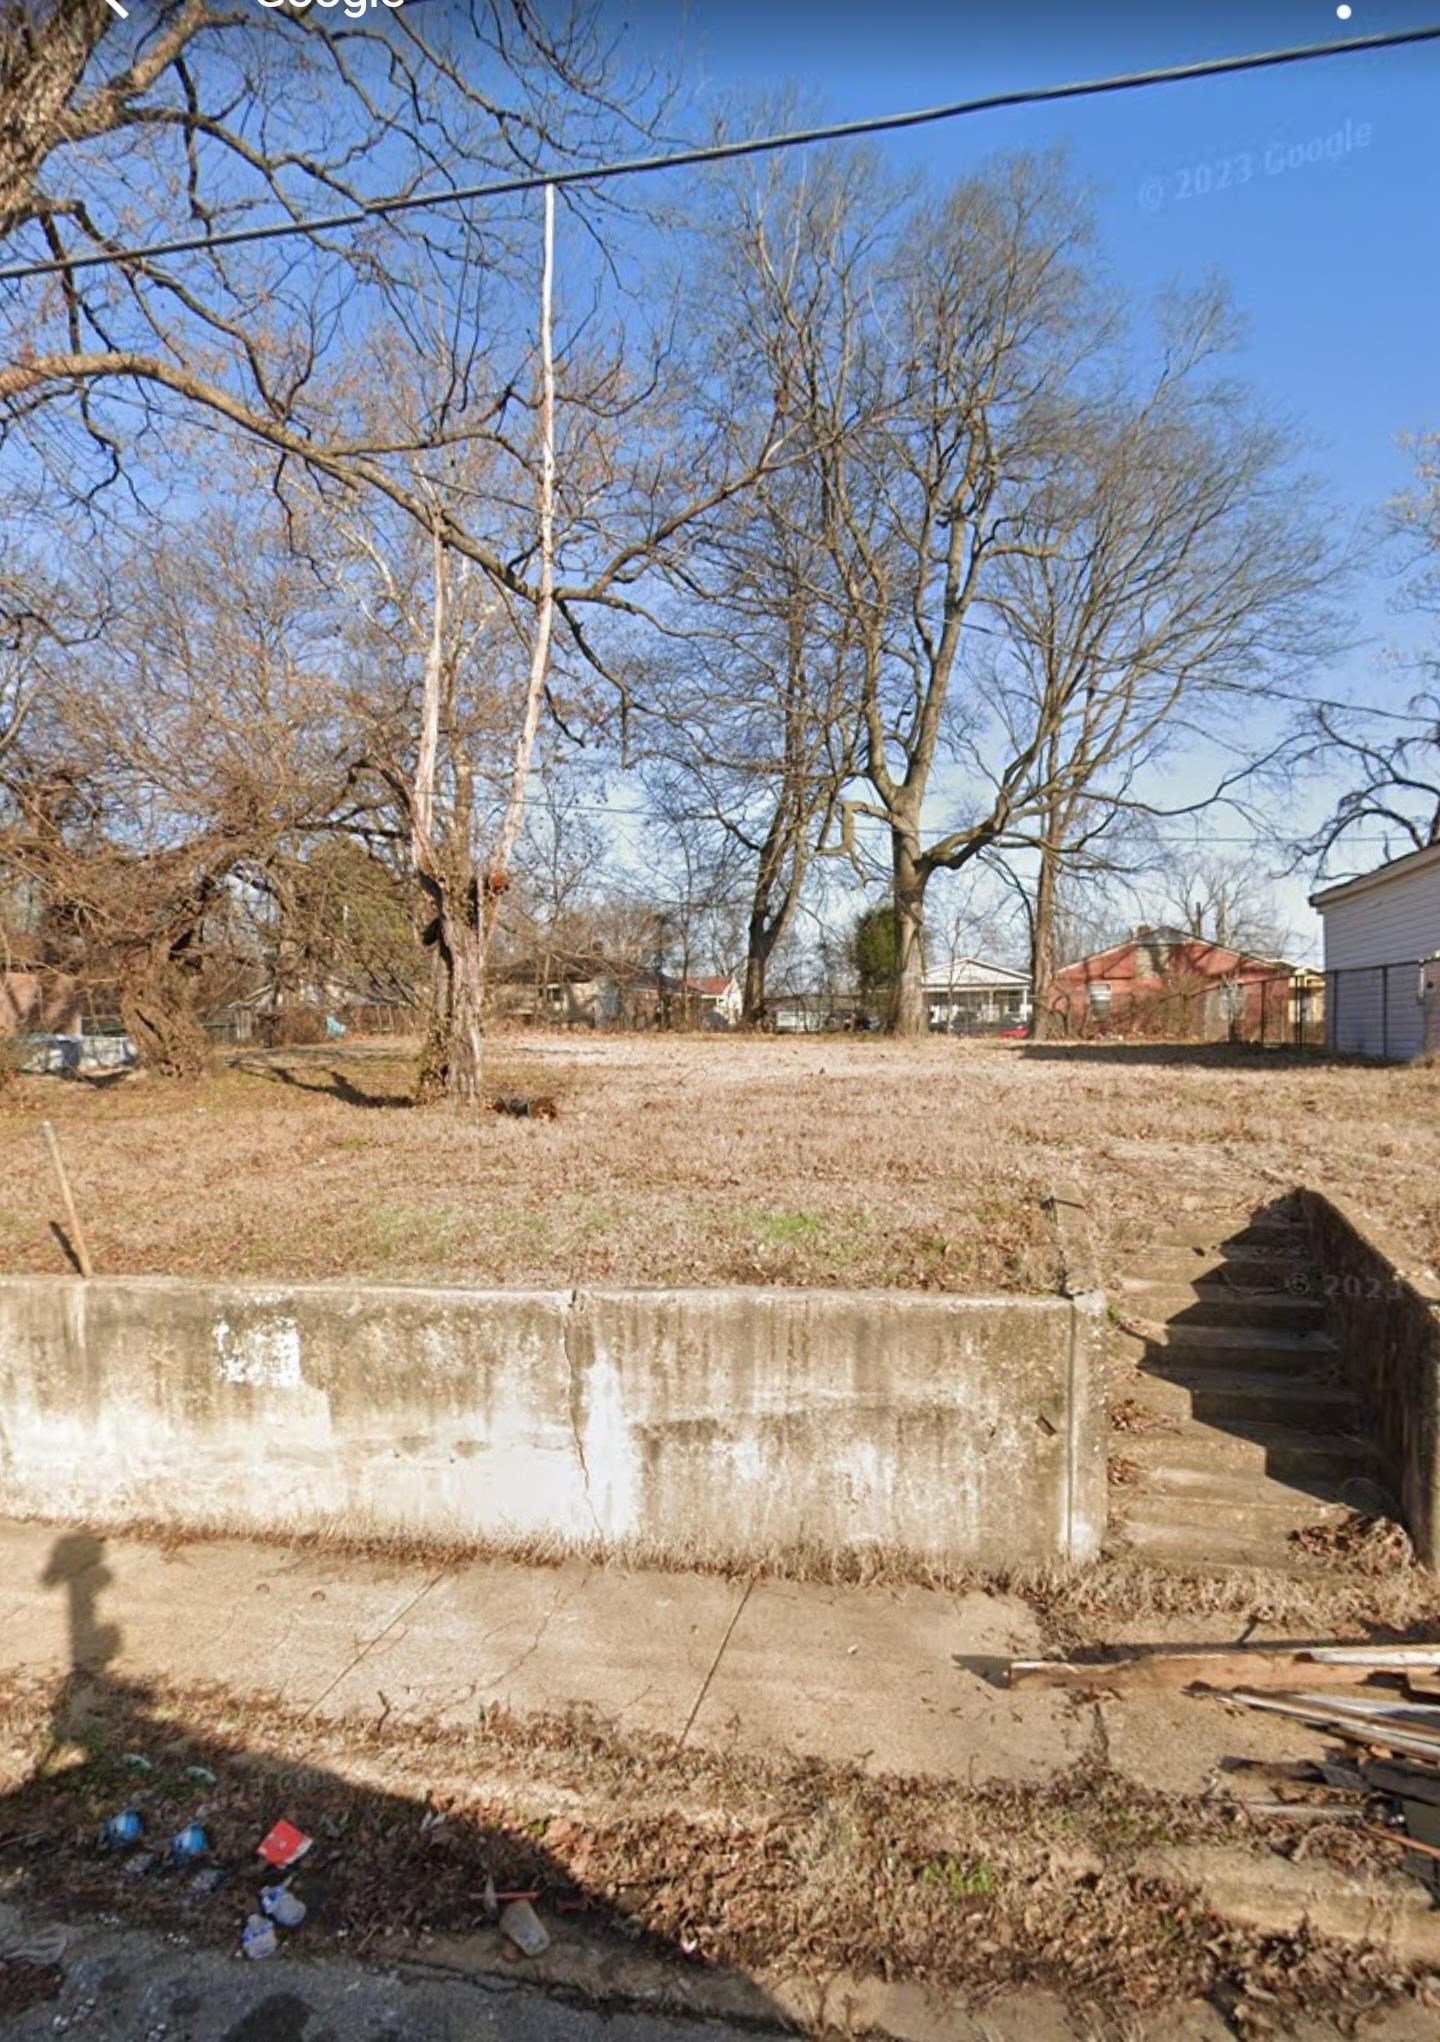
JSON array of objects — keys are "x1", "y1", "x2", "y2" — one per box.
[
  {"x1": 0, "y1": 1269, "x2": 1105, "y2": 1567},
  {"x1": 1300, "y1": 1189, "x2": 1440, "y2": 1567}
]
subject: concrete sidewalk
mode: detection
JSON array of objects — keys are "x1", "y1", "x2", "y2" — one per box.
[
  {"x1": 0, "y1": 1520, "x2": 1083, "y2": 1782},
  {"x1": 0, "y1": 1519, "x2": 1319, "y2": 1791}
]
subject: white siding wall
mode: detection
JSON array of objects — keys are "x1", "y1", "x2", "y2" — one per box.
[{"x1": 1320, "y1": 861, "x2": 1440, "y2": 1058}]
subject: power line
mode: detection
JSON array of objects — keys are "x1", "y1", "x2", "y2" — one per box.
[
  {"x1": 1218, "y1": 689, "x2": 1438, "y2": 727},
  {"x1": 539, "y1": 802, "x2": 1413, "y2": 846},
  {"x1": 2, "y1": 24, "x2": 1437, "y2": 284}
]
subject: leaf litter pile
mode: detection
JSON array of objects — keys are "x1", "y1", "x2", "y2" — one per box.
[{"x1": 0, "y1": 1673, "x2": 1430, "y2": 2035}]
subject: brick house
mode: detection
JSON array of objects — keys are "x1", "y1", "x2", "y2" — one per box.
[{"x1": 1042, "y1": 926, "x2": 1298, "y2": 1041}]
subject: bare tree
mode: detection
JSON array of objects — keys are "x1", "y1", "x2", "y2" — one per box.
[
  {"x1": 1159, "y1": 848, "x2": 1293, "y2": 957},
  {"x1": 736, "y1": 154, "x2": 1119, "y2": 1034},
  {"x1": 734, "y1": 155, "x2": 1339, "y2": 1033},
  {"x1": 500, "y1": 766, "x2": 612, "y2": 1012},
  {"x1": 1305, "y1": 692, "x2": 1440, "y2": 866},
  {"x1": 639, "y1": 473, "x2": 858, "y2": 1024},
  {"x1": 0, "y1": 489, "x2": 349, "y2": 1071},
  {"x1": 980, "y1": 290, "x2": 1334, "y2": 1031},
  {"x1": 1298, "y1": 435, "x2": 1440, "y2": 872},
  {"x1": 0, "y1": 4, "x2": 741, "y2": 697},
  {"x1": 2, "y1": 11, "x2": 804, "y2": 1099}
]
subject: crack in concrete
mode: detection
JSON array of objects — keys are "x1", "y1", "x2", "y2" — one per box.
[
  {"x1": 486, "y1": 1568, "x2": 587, "y2": 1691},
  {"x1": 679, "y1": 1576, "x2": 755, "y2": 1747},
  {"x1": 562, "y1": 1287, "x2": 604, "y2": 1536},
  {"x1": 302, "y1": 1567, "x2": 448, "y2": 1718}
]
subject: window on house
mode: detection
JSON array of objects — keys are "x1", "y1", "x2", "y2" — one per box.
[{"x1": 1088, "y1": 982, "x2": 1112, "y2": 1013}]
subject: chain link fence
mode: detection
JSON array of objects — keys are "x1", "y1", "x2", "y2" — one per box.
[{"x1": 1045, "y1": 973, "x2": 1325, "y2": 1048}]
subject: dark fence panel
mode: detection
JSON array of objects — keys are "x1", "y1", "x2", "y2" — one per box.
[{"x1": 1328, "y1": 960, "x2": 1435, "y2": 1060}]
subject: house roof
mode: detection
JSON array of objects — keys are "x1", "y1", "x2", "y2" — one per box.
[
  {"x1": 686, "y1": 974, "x2": 734, "y2": 996},
  {"x1": 1310, "y1": 838, "x2": 1440, "y2": 911},
  {"x1": 922, "y1": 957, "x2": 1031, "y2": 991},
  {"x1": 1053, "y1": 930, "x2": 1296, "y2": 976}
]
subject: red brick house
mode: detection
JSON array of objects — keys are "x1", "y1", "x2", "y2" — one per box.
[{"x1": 1043, "y1": 927, "x2": 1297, "y2": 1041}]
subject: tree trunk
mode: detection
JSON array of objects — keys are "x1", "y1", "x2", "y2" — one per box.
[
  {"x1": 415, "y1": 883, "x2": 485, "y2": 1107},
  {"x1": 119, "y1": 961, "x2": 210, "y2": 1079},
  {"x1": 1029, "y1": 838, "x2": 1063, "y2": 1040},
  {"x1": 416, "y1": 941, "x2": 451, "y2": 1105},
  {"x1": 888, "y1": 834, "x2": 929, "y2": 1038},
  {"x1": 448, "y1": 902, "x2": 485, "y2": 1106},
  {"x1": 263, "y1": 861, "x2": 298, "y2": 1016},
  {"x1": 741, "y1": 937, "x2": 769, "y2": 1028}
]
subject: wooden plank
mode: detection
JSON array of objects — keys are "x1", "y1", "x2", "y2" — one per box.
[
  {"x1": 42, "y1": 1120, "x2": 93, "y2": 1280},
  {"x1": 1361, "y1": 1762, "x2": 1440, "y2": 1810},
  {"x1": 1289, "y1": 1691, "x2": 1440, "y2": 1731},
  {"x1": 1308, "y1": 1647, "x2": 1440, "y2": 1668},
  {"x1": 1008, "y1": 1652, "x2": 1406, "y2": 1694}
]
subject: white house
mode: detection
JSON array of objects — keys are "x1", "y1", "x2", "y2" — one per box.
[
  {"x1": 923, "y1": 957, "x2": 1032, "y2": 1034},
  {"x1": 1310, "y1": 841, "x2": 1440, "y2": 1059},
  {"x1": 686, "y1": 973, "x2": 743, "y2": 1028}
]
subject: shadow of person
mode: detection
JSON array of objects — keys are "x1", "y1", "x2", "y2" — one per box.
[
  {"x1": 40, "y1": 1533, "x2": 122, "y2": 1676},
  {"x1": 0, "y1": 1534, "x2": 791, "y2": 2037},
  {"x1": 35, "y1": 1532, "x2": 124, "y2": 1769}
]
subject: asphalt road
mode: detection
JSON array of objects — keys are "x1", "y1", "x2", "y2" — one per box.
[{"x1": 0, "y1": 1910, "x2": 781, "y2": 2042}]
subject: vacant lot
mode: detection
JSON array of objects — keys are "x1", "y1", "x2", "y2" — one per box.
[{"x1": 1, "y1": 1034, "x2": 1436, "y2": 1292}]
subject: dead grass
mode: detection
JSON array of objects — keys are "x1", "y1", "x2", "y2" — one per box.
[
  {"x1": 1287, "y1": 1513, "x2": 1418, "y2": 1576},
  {"x1": 1, "y1": 1032, "x2": 1437, "y2": 1293},
  {"x1": 1020, "y1": 1553, "x2": 1440, "y2": 1652},
  {"x1": 0, "y1": 1034, "x2": 1055, "y2": 1291}
]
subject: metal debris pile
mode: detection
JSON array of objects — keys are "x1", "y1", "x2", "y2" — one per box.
[{"x1": 1010, "y1": 1640, "x2": 1440, "y2": 1886}]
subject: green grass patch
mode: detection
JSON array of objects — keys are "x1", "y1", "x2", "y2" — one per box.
[{"x1": 919, "y1": 1853, "x2": 998, "y2": 1900}]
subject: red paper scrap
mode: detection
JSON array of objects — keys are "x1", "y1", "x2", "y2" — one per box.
[{"x1": 257, "y1": 1820, "x2": 312, "y2": 1870}]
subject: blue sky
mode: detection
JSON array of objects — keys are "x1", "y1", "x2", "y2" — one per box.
[{"x1": 604, "y1": 0, "x2": 1440, "y2": 954}]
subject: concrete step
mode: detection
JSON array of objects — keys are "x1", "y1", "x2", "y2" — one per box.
[
  {"x1": 1108, "y1": 1207, "x2": 1368, "y2": 1572},
  {"x1": 1115, "y1": 1420, "x2": 1378, "y2": 1490},
  {"x1": 1110, "y1": 1452, "x2": 1356, "y2": 1518},
  {"x1": 1115, "y1": 1321, "x2": 1338, "y2": 1374},
  {"x1": 1111, "y1": 1507, "x2": 1332, "y2": 1572},
  {"x1": 1143, "y1": 1216, "x2": 1310, "y2": 1254},
  {"x1": 1113, "y1": 1482, "x2": 1351, "y2": 1536},
  {"x1": 1127, "y1": 1233, "x2": 1323, "y2": 1282},
  {"x1": 1115, "y1": 1279, "x2": 1329, "y2": 1331},
  {"x1": 1126, "y1": 1366, "x2": 1360, "y2": 1430}
]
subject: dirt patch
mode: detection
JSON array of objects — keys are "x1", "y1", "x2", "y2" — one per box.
[{"x1": 0, "y1": 1671, "x2": 1429, "y2": 2035}]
